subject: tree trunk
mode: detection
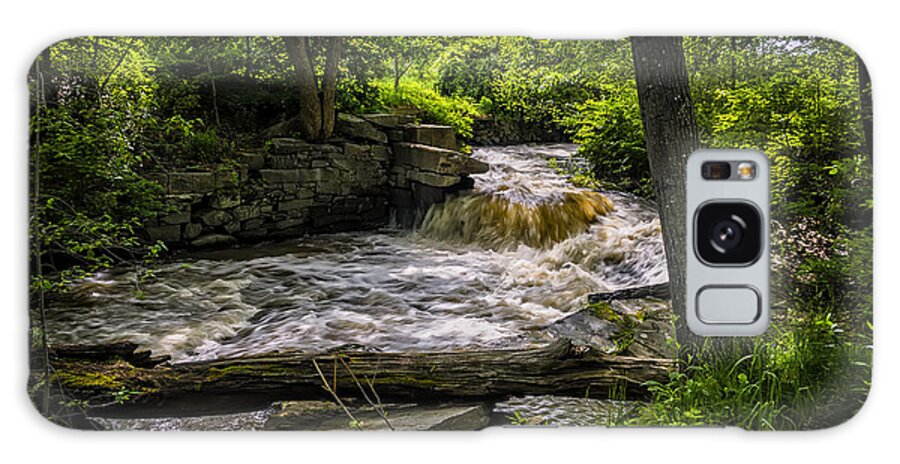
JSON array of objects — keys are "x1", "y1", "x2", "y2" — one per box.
[
  {"x1": 283, "y1": 37, "x2": 342, "y2": 142},
  {"x1": 205, "y1": 57, "x2": 221, "y2": 129},
  {"x1": 319, "y1": 37, "x2": 343, "y2": 141},
  {"x1": 283, "y1": 37, "x2": 322, "y2": 141},
  {"x1": 393, "y1": 56, "x2": 401, "y2": 92},
  {"x1": 244, "y1": 36, "x2": 252, "y2": 79},
  {"x1": 50, "y1": 340, "x2": 672, "y2": 409},
  {"x1": 858, "y1": 56, "x2": 873, "y2": 168},
  {"x1": 630, "y1": 36, "x2": 701, "y2": 352},
  {"x1": 854, "y1": 55, "x2": 873, "y2": 229},
  {"x1": 730, "y1": 36, "x2": 737, "y2": 89},
  {"x1": 30, "y1": 54, "x2": 51, "y2": 416}
]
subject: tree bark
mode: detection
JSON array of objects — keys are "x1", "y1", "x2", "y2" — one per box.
[
  {"x1": 858, "y1": 55, "x2": 873, "y2": 168},
  {"x1": 730, "y1": 36, "x2": 737, "y2": 89},
  {"x1": 283, "y1": 37, "x2": 322, "y2": 141},
  {"x1": 51, "y1": 340, "x2": 672, "y2": 409},
  {"x1": 393, "y1": 56, "x2": 401, "y2": 92},
  {"x1": 244, "y1": 36, "x2": 252, "y2": 79},
  {"x1": 283, "y1": 37, "x2": 342, "y2": 142},
  {"x1": 630, "y1": 36, "x2": 701, "y2": 351},
  {"x1": 205, "y1": 57, "x2": 221, "y2": 129},
  {"x1": 320, "y1": 37, "x2": 343, "y2": 141},
  {"x1": 853, "y1": 55, "x2": 874, "y2": 229}
]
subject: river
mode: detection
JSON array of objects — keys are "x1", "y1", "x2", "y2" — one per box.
[{"x1": 45, "y1": 144, "x2": 668, "y2": 428}]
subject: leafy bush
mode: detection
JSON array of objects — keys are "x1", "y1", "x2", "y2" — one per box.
[
  {"x1": 144, "y1": 115, "x2": 233, "y2": 167},
  {"x1": 377, "y1": 79, "x2": 482, "y2": 138},
  {"x1": 31, "y1": 101, "x2": 169, "y2": 292},
  {"x1": 562, "y1": 85, "x2": 652, "y2": 197},
  {"x1": 436, "y1": 38, "x2": 627, "y2": 142}
]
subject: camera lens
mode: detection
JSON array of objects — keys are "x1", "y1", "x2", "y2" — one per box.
[
  {"x1": 701, "y1": 161, "x2": 732, "y2": 180},
  {"x1": 711, "y1": 218, "x2": 743, "y2": 251},
  {"x1": 695, "y1": 202, "x2": 762, "y2": 265}
]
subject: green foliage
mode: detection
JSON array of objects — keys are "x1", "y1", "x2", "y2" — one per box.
[
  {"x1": 113, "y1": 387, "x2": 144, "y2": 404},
  {"x1": 587, "y1": 302, "x2": 646, "y2": 353},
  {"x1": 436, "y1": 37, "x2": 629, "y2": 140},
  {"x1": 334, "y1": 38, "x2": 391, "y2": 115},
  {"x1": 563, "y1": 84, "x2": 652, "y2": 197},
  {"x1": 29, "y1": 37, "x2": 241, "y2": 299},
  {"x1": 377, "y1": 80, "x2": 482, "y2": 138},
  {"x1": 31, "y1": 38, "x2": 169, "y2": 294}
]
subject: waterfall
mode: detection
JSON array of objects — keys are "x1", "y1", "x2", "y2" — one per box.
[{"x1": 418, "y1": 144, "x2": 614, "y2": 250}]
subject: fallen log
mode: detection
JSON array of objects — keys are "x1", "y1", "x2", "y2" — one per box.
[
  {"x1": 51, "y1": 341, "x2": 170, "y2": 368},
  {"x1": 50, "y1": 338, "x2": 673, "y2": 409},
  {"x1": 587, "y1": 282, "x2": 670, "y2": 304}
]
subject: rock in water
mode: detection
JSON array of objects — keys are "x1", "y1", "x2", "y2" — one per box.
[
  {"x1": 264, "y1": 401, "x2": 490, "y2": 431},
  {"x1": 548, "y1": 309, "x2": 618, "y2": 353},
  {"x1": 190, "y1": 234, "x2": 237, "y2": 248}
]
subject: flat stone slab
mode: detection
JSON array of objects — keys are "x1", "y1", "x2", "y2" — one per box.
[
  {"x1": 270, "y1": 138, "x2": 319, "y2": 154},
  {"x1": 90, "y1": 401, "x2": 488, "y2": 431},
  {"x1": 335, "y1": 113, "x2": 389, "y2": 144},
  {"x1": 264, "y1": 401, "x2": 490, "y2": 431},
  {"x1": 259, "y1": 169, "x2": 301, "y2": 184},
  {"x1": 360, "y1": 113, "x2": 416, "y2": 128},
  {"x1": 393, "y1": 143, "x2": 489, "y2": 176},
  {"x1": 92, "y1": 409, "x2": 272, "y2": 431},
  {"x1": 169, "y1": 172, "x2": 215, "y2": 194},
  {"x1": 406, "y1": 169, "x2": 462, "y2": 188},
  {"x1": 403, "y1": 124, "x2": 458, "y2": 150}
]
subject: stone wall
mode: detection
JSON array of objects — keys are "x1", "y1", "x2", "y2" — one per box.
[
  {"x1": 142, "y1": 114, "x2": 487, "y2": 248},
  {"x1": 468, "y1": 117, "x2": 566, "y2": 146}
]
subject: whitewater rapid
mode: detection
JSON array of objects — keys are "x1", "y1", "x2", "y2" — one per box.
[{"x1": 45, "y1": 144, "x2": 667, "y2": 362}]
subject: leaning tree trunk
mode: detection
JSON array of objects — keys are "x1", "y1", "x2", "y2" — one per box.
[
  {"x1": 630, "y1": 36, "x2": 702, "y2": 352},
  {"x1": 283, "y1": 37, "x2": 322, "y2": 141}
]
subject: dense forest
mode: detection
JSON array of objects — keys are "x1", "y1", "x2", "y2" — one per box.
[{"x1": 29, "y1": 36, "x2": 872, "y2": 430}]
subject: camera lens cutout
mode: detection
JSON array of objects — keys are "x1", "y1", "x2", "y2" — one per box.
[
  {"x1": 702, "y1": 161, "x2": 732, "y2": 180},
  {"x1": 695, "y1": 202, "x2": 762, "y2": 265},
  {"x1": 711, "y1": 218, "x2": 744, "y2": 251}
]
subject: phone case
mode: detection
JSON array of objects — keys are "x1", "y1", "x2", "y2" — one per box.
[{"x1": 28, "y1": 36, "x2": 872, "y2": 430}]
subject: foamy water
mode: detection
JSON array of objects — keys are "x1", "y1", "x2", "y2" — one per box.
[{"x1": 45, "y1": 145, "x2": 667, "y2": 362}]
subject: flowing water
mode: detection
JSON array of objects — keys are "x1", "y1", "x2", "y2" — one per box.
[{"x1": 45, "y1": 144, "x2": 667, "y2": 364}]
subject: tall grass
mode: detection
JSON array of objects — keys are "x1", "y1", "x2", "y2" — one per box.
[{"x1": 625, "y1": 310, "x2": 871, "y2": 430}]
